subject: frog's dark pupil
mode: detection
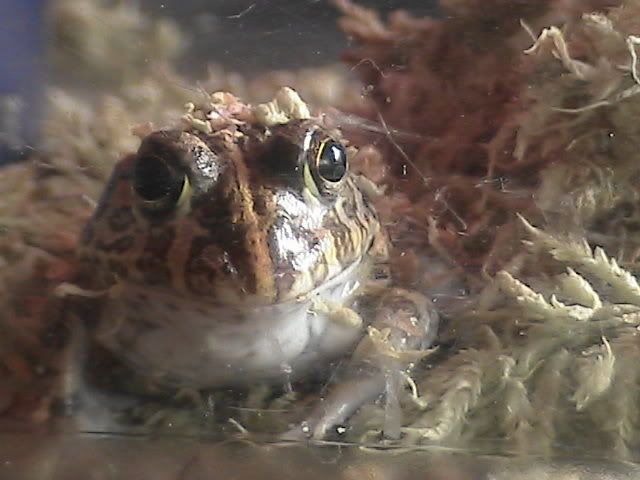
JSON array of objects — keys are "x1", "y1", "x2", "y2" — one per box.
[
  {"x1": 317, "y1": 141, "x2": 347, "y2": 182},
  {"x1": 133, "y1": 155, "x2": 182, "y2": 202}
]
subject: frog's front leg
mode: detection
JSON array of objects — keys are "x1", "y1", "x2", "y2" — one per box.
[{"x1": 293, "y1": 288, "x2": 439, "y2": 440}]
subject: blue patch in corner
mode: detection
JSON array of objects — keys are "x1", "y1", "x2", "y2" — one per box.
[{"x1": 0, "y1": 0, "x2": 45, "y2": 163}]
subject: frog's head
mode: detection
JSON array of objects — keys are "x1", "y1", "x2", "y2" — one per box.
[{"x1": 79, "y1": 93, "x2": 383, "y2": 305}]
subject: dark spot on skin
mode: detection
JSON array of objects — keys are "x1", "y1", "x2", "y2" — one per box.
[
  {"x1": 82, "y1": 259, "x2": 118, "y2": 288},
  {"x1": 136, "y1": 256, "x2": 172, "y2": 286},
  {"x1": 363, "y1": 208, "x2": 376, "y2": 226},
  {"x1": 80, "y1": 223, "x2": 94, "y2": 245},
  {"x1": 145, "y1": 226, "x2": 176, "y2": 257},
  {"x1": 114, "y1": 320, "x2": 144, "y2": 350},
  {"x1": 164, "y1": 302, "x2": 179, "y2": 312},
  {"x1": 275, "y1": 272, "x2": 296, "y2": 298},
  {"x1": 618, "y1": 201, "x2": 635, "y2": 219},
  {"x1": 231, "y1": 311, "x2": 247, "y2": 323},
  {"x1": 124, "y1": 298, "x2": 146, "y2": 311},
  {"x1": 106, "y1": 207, "x2": 136, "y2": 233},
  {"x1": 96, "y1": 235, "x2": 135, "y2": 254},
  {"x1": 341, "y1": 196, "x2": 357, "y2": 220},
  {"x1": 253, "y1": 193, "x2": 270, "y2": 217},
  {"x1": 127, "y1": 226, "x2": 177, "y2": 286},
  {"x1": 373, "y1": 265, "x2": 391, "y2": 281},
  {"x1": 324, "y1": 215, "x2": 349, "y2": 250},
  {"x1": 186, "y1": 237, "x2": 240, "y2": 295}
]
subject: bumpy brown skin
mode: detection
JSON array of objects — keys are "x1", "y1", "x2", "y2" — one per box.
[{"x1": 79, "y1": 120, "x2": 385, "y2": 306}]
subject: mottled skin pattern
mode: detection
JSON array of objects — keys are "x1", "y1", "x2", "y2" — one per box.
[
  {"x1": 80, "y1": 121, "x2": 385, "y2": 304},
  {"x1": 75, "y1": 97, "x2": 437, "y2": 439}
]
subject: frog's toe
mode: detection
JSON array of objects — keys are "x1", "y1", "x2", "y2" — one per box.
[
  {"x1": 283, "y1": 373, "x2": 385, "y2": 441},
  {"x1": 52, "y1": 378, "x2": 140, "y2": 433}
]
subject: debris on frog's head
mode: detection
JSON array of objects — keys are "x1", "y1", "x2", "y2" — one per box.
[
  {"x1": 253, "y1": 87, "x2": 312, "y2": 127},
  {"x1": 178, "y1": 87, "x2": 312, "y2": 134},
  {"x1": 180, "y1": 91, "x2": 253, "y2": 134},
  {"x1": 131, "y1": 122, "x2": 155, "y2": 139}
]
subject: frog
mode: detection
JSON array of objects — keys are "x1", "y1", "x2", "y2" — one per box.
[{"x1": 67, "y1": 88, "x2": 438, "y2": 440}]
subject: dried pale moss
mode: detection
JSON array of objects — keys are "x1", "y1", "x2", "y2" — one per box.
[
  {"x1": 324, "y1": 1, "x2": 640, "y2": 457},
  {"x1": 341, "y1": 220, "x2": 640, "y2": 459},
  {"x1": 48, "y1": 0, "x2": 184, "y2": 86},
  {"x1": 517, "y1": 8, "x2": 640, "y2": 264}
]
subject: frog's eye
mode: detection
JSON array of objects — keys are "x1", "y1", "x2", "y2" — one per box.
[
  {"x1": 315, "y1": 139, "x2": 348, "y2": 183},
  {"x1": 133, "y1": 154, "x2": 188, "y2": 212},
  {"x1": 303, "y1": 133, "x2": 349, "y2": 198}
]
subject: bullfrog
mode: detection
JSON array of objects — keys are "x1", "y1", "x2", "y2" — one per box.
[{"x1": 69, "y1": 88, "x2": 438, "y2": 440}]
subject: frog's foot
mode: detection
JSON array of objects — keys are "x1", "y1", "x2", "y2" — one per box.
[
  {"x1": 54, "y1": 375, "x2": 140, "y2": 434},
  {"x1": 53, "y1": 320, "x2": 140, "y2": 433},
  {"x1": 285, "y1": 288, "x2": 438, "y2": 441},
  {"x1": 309, "y1": 297, "x2": 363, "y2": 329}
]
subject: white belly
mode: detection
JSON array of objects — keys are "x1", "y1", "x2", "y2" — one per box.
[{"x1": 95, "y1": 262, "x2": 367, "y2": 388}]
